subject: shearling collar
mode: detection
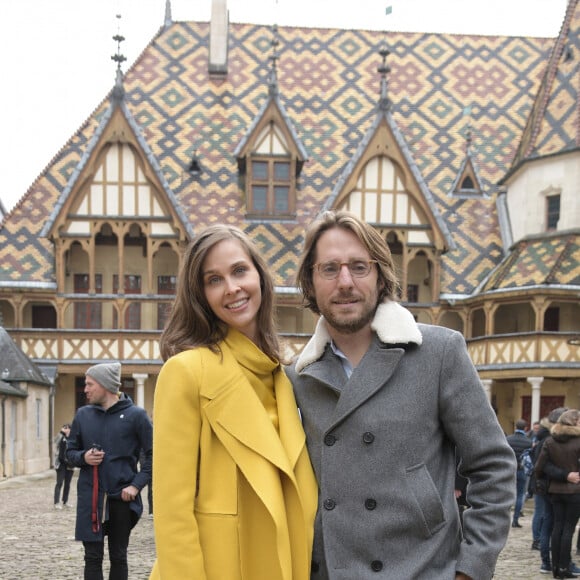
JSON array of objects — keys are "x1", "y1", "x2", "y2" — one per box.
[
  {"x1": 551, "y1": 422, "x2": 580, "y2": 439},
  {"x1": 295, "y1": 300, "x2": 422, "y2": 372}
]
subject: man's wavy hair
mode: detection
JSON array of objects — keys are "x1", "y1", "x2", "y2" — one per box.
[
  {"x1": 160, "y1": 225, "x2": 280, "y2": 362},
  {"x1": 296, "y1": 210, "x2": 400, "y2": 315}
]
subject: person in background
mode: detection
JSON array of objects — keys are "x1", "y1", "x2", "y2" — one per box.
[
  {"x1": 67, "y1": 362, "x2": 153, "y2": 580},
  {"x1": 531, "y1": 407, "x2": 571, "y2": 575},
  {"x1": 148, "y1": 225, "x2": 317, "y2": 580},
  {"x1": 287, "y1": 210, "x2": 516, "y2": 580},
  {"x1": 506, "y1": 419, "x2": 533, "y2": 528},
  {"x1": 527, "y1": 421, "x2": 542, "y2": 500},
  {"x1": 536, "y1": 409, "x2": 580, "y2": 579},
  {"x1": 53, "y1": 423, "x2": 74, "y2": 509}
]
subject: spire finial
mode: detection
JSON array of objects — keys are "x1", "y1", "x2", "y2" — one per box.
[
  {"x1": 463, "y1": 106, "x2": 473, "y2": 153},
  {"x1": 378, "y1": 44, "x2": 391, "y2": 111},
  {"x1": 268, "y1": 24, "x2": 280, "y2": 96},
  {"x1": 164, "y1": 0, "x2": 173, "y2": 28},
  {"x1": 111, "y1": 14, "x2": 127, "y2": 102}
]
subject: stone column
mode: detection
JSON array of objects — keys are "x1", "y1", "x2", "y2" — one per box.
[
  {"x1": 527, "y1": 376, "x2": 544, "y2": 425},
  {"x1": 481, "y1": 379, "x2": 493, "y2": 402},
  {"x1": 132, "y1": 373, "x2": 148, "y2": 408}
]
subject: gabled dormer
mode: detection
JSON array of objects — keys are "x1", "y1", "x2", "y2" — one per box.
[
  {"x1": 323, "y1": 45, "x2": 454, "y2": 306},
  {"x1": 41, "y1": 62, "x2": 192, "y2": 331},
  {"x1": 234, "y1": 25, "x2": 307, "y2": 219},
  {"x1": 449, "y1": 127, "x2": 485, "y2": 198}
]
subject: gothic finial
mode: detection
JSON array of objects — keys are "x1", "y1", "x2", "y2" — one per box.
[
  {"x1": 268, "y1": 24, "x2": 280, "y2": 96},
  {"x1": 463, "y1": 106, "x2": 473, "y2": 153},
  {"x1": 111, "y1": 14, "x2": 126, "y2": 102},
  {"x1": 111, "y1": 14, "x2": 127, "y2": 73},
  {"x1": 164, "y1": 0, "x2": 173, "y2": 29},
  {"x1": 378, "y1": 44, "x2": 391, "y2": 111}
]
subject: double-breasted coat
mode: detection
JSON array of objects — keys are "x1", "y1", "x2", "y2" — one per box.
[
  {"x1": 149, "y1": 329, "x2": 317, "y2": 580},
  {"x1": 287, "y1": 301, "x2": 516, "y2": 580}
]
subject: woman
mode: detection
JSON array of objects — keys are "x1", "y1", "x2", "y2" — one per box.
[
  {"x1": 149, "y1": 225, "x2": 317, "y2": 580},
  {"x1": 536, "y1": 409, "x2": 580, "y2": 579}
]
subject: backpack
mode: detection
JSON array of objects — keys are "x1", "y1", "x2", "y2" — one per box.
[{"x1": 520, "y1": 447, "x2": 534, "y2": 477}]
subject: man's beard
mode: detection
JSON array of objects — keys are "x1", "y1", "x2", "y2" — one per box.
[{"x1": 322, "y1": 300, "x2": 376, "y2": 334}]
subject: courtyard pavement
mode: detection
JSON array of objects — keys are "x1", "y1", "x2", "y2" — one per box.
[{"x1": 0, "y1": 470, "x2": 562, "y2": 579}]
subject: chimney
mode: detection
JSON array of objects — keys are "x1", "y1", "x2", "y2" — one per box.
[{"x1": 209, "y1": 0, "x2": 228, "y2": 75}]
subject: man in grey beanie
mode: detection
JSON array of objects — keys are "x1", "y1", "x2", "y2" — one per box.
[
  {"x1": 66, "y1": 361, "x2": 152, "y2": 580},
  {"x1": 85, "y1": 362, "x2": 122, "y2": 395}
]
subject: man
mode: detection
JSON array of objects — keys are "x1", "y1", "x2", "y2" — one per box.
[
  {"x1": 506, "y1": 419, "x2": 533, "y2": 528},
  {"x1": 287, "y1": 210, "x2": 516, "y2": 580},
  {"x1": 66, "y1": 362, "x2": 152, "y2": 580},
  {"x1": 53, "y1": 423, "x2": 74, "y2": 509}
]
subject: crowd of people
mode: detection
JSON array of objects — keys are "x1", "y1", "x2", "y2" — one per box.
[
  {"x1": 507, "y1": 412, "x2": 580, "y2": 579},
  {"x1": 52, "y1": 211, "x2": 580, "y2": 580}
]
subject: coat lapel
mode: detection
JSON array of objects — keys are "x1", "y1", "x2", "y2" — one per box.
[
  {"x1": 202, "y1": 356, "x2": 292, "y2": 476},
  {"x1": 330, "y1": 343, "x2": 404, "y2": 429},
  {"x1": 301, "y1": 341, "x2": 405, "y2": 430}
]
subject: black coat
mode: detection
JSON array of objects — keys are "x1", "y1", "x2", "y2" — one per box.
[
  {"x1": 506, "y1": 431, "x2": 532, "y2": 469},
  {"x1": 66, "y1": 395, "x2": 152, "y2": 541}
]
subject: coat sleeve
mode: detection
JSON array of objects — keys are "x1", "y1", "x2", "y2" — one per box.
[
  {"x1": 66, "y1": 414, "x2": 88, "y2": 468},
  {"x1": 437, "y1": 330, "x2": 516, "y2": 580},
  {"x1": 536, "y1": 441, "x2": 569, "y2": 482},
  {"x1": 131, "y1": 411, "x2": 153, "y2": 491},
  {"x1": 152, "y1": 351, "x2": 206, "y2": 579}
]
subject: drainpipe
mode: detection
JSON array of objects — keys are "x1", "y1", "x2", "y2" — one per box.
[
  {"x1": 1, "y1": 395, "x2": 6, "y2": 478},
  {"x1": 49, "y1": 384, "x2": 55, "y2": 468}
]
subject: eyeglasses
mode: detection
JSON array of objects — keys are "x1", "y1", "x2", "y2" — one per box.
[{"x1": 313, "y1": 259, "x2": 377, "y2": 280}]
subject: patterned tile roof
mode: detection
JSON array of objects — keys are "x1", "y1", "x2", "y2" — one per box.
[
  {"x1": 479, "y1": 231, "x2": 580, "y2": 291},
  {"x1": 510, "y1": 0, "x2": 580, "y2": 171},
  {"x1": 0, "y1": 19, "x2": 559, "y2": 295}
]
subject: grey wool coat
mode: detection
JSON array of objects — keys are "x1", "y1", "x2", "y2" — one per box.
[{"x1": 287, "y1": 301, "x2": 516, "y2": 580}]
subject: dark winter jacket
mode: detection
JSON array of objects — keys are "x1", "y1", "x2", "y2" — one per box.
[
  {"x1": 66, "y1": 394, "x2": 153, "y2": 542},
  {"x1": 506, "y1": 430, "x2": 532, "y2": 469},
  {"x1": 536, "y1": 423, "x2": 580, "y2": 495},
  {"x1": 530, "y1": 421, "x2": 551, "y2": 494},
  {"x1": 54, "y1": 430, "x2": 70, "y2": 470}
]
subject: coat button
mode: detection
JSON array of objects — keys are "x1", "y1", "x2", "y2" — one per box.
[
  {"x1": 362, "y1": 432, "x2": 375, "y2": 444},
  {"x1": 311, "y1": 561, "x2": 320, "y2": 573},
  {"x1": 365, "y1": 498, "x2": 377, "y2": 510},
  {"x1": 324, "y1": 434, "x2": 337, "y2": 446},
  {"x1": 323, "y1": 498, "x2": 336, "y2": 510},
  {"x1": 371, "y1": 560, "x2": 383, "y2": 572}
]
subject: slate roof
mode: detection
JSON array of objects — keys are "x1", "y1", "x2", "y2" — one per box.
[
  {"x1": 0, "y1": 14, "x2": 569, "y2": 297},
  {"x1": 0, "y1": 327, "x2": 52, "y2": 386}
]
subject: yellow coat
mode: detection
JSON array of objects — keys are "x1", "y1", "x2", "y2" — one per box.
[{"x1": 149, "y1": 330, "x2": 317, "y2": 580}]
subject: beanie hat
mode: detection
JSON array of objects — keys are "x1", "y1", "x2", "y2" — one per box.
[{"x1": 86, "y1": 362, "x2": 122, "y2": 395}]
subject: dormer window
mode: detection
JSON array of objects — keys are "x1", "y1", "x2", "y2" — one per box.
[
  {"x1": 249, "y1": 157, "x2": 291, "y2": 215},
  {"x1": 237, "y1": 117, "x2": 304, "y2": 219},
  {"x1": 460, "y1": 175, "x2": 474, "y2": 190}
]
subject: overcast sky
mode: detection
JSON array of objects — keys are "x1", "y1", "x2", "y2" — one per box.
[{"x1": 0, "y1": 0, "x2": 568, "y2": 213}]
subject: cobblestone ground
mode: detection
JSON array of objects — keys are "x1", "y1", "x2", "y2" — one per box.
[
  {"x1": 0, "y1": 471, "x2": 564, "y2": 579},
  {"x1": 0, "y1": 471, "x2": 155, "y2": 580}
]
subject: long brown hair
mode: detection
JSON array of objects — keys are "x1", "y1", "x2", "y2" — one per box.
[
  {"x1": 160, "y1": 225, "x2": 280, "y2": 361},
  {"x1": 296, "y1": 210, "x2": 400, "y2": 315}
]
